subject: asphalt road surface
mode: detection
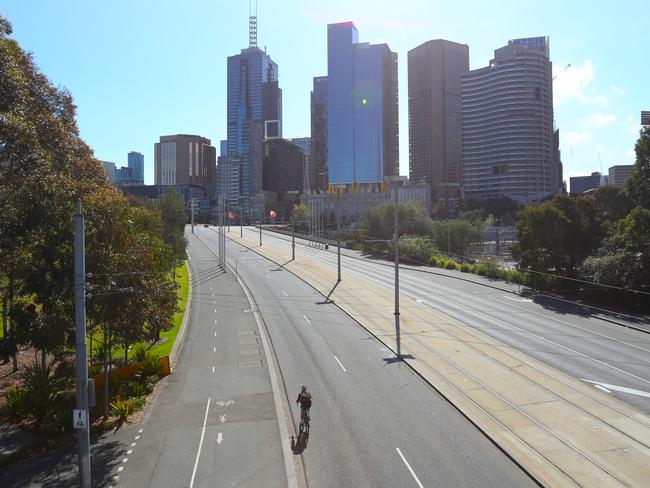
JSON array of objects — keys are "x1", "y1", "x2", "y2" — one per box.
[
  {"x1": 242, "y1": 227, "x2": 650, "y2": 414},
  {"x1": 198, "y1": 227, "x2": 536, "y2": 488}
]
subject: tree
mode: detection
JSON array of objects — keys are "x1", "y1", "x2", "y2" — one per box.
[
  {"x1": 157, "y1": 192, "x2": 188, "y2": 266},
  {"x1": 626, "y1": 125, "x2": 650, "y2": 209},
  {"x1": 592, "y1": 185, "x2": 632, "y2": 222},
  {"x1": 511, "y1": 194, "x2": 604, "y2": 277},
  {"x1": 430, "y1": 220, "x2": 484, "y2": 256},
  {"x1": 292, "y1": 204, "x2": 309, "y2": 231}
]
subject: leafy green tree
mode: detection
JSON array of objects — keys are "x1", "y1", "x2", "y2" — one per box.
[
  {"x1": 430, "y1": 220, "x2": 484, "y2": 256},
  {"x1": 626, "y1": 125, "x2": 650, "y2": 209},
  {"x1": 359, "y1": 202, "x2": 432, "y2": 243},
  {"x1": 592, "y1": 185, "x2": 632, "y2": 222},
  {"x1": 157, "y1": 192, "x2": 188, "y2": 266},
  {"x1": 292, "y1": 203, "x2": 309, "y2": 230}
]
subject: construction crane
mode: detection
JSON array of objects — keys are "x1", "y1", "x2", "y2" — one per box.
[{"x1": 553, "y1": 64, "x2": 571, "y2": 81}]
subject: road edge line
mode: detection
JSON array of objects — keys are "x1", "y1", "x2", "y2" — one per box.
[{"x1": 227, "y1": 259, "x2": 301, "y2": 488}]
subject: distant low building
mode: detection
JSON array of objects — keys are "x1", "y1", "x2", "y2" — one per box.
[
  {"x1": 608, "y1": 165, "x2": 634, "y2": 187},
  {"x1": 569, "y1": 172, "x2": 608, "y2": 195},
  {"x1": 121, "y1": 184, "x2": 211, "y2": 220},
  {"x1": 642, "y1": 111, "x2": 650, "y2": 125}
]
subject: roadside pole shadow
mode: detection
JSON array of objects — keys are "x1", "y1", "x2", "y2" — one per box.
[
  {"x1": 291, "y1": 433, "x2": 309, "y2": 454},
  {"x1": 383, "y1": 354, "x2": 415, "y2": 365},
  {"x1": 271, "y1": 259, "x2": 292, "y2": 271}
]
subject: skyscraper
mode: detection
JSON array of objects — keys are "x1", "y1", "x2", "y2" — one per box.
[
  {"x1": 310, "y1": 76, "x2": 328, "y2": 192},
  {"x1": 461, "y1": 37, "x2": 560, "y2": 203},
  {"x1": 226, "y1": 12, "x2": 281, "y2": 216},
  {"x1": 408, "y1": 39, "x2": 468, "y2": 206},
  {"x1": 154, "y1": 134, "x2": 215, "y2": 186},
  {"x1": 127, "y1": 151, "x2": 144, "y2": 184},
  {"x1": 326, "y1": 22, "x2": 398, "y2": 189}
]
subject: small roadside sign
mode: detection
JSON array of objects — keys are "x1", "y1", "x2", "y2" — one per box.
[{"x1": 73, "y1": 409, "x2": 87, "y2": 429}]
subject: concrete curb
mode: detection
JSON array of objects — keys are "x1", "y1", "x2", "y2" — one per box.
[{"x1": 169, "y1": 259, "x2": 193, "y2": 370}]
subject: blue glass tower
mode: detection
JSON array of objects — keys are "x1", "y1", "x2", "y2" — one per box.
[
  {"x1": 326, "y1": 22, "x2": 398, "y2": 189},
  {"x1": 127, "y1": 151, "x2": 144, "y2": 184},
  {"x1": 227, "y1": 42, "x2": 281, "y2": 216}
]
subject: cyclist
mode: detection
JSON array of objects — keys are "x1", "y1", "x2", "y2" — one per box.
[{"x1": 296, "y1": 385, "x2": 312, "y2": 424}]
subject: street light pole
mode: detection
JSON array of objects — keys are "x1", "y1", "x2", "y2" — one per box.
[
  {"x1": 386, "y1": 175, "x2": 407, "y2": 359},
  {"x1": 74, "y1": 199, "x2": 91, "y2": 488},
  {"x1": 190, "y1": 198, "x2": 195, "y2": 234}
]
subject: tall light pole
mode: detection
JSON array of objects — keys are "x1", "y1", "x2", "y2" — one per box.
[
  {"x1": 334, "y1": 184, "x2": 346, "y2": 282},
  {"x1": 74, "y1": 199, "x2": 91, "y2": 488},
  {"x1": 386, "y1": 176, "x2": 407, "y2": 359},
  {"x1": 190, "y1": 198, "x2": 195, "y2": 234}
]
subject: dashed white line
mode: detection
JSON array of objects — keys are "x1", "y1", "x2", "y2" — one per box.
[
  {"x1": 130, "y1": 442, "x2": 136, "y2": 447},
  {"x1": 396, "y1": 448, "x2": 424, "y2": 488},
  {"x1": 334, "y1": 355, "x2": 347, "y2": 373},
  {"x1": 214, "y1": 319, "x2": 218, "y2": 324},
  {"x1": 214, "y1": 309, "x2": 217, "y2": 314},
  {"x1": 216, "y1": 432, "x2": 223, "y2": 444},
  {"x1": 138, "y1": 429, "x2": 143, "y2": 433},
  {"x1": 213, "y1": 300, "x2": 216, "y2": 304},
  {"x1": 282, "y1": 290, "x2": 288, "y2": 296},
  {"x1": 212, "y1": 366, "x2": 215, "y2": 373},
  {"x1": 266, "y1": 274, "x2": 271, "y2": 280},
  {"x1": 127, "y1": 449, "x2": 133, "y2": 455},
  {"x1": 189, "y1": 397, "x2": 211, "y2": 488},
  {"x1": 214, "y1": 332, "x2": 217, "y2": 337},
  {"x1": 122, "y1": 458, "x2": 128, "y2": 463},
  {"x1": 501, "y1": 295, "x2": 532, "y2": 302},
  {"x1": 303, "y1": 315, "x2": 311, "y2": 325},
  {"x1": 213, "y1": 346, "x2": 216, "y2": 353},
  {"x1": 117, "y1": 466, "x2": 124, "y2": 473},
  {"x1": 134, "y1": 435, "x2": 140, "y2": 440}
]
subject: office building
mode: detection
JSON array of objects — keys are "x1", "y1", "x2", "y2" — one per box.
[
  {"x1": 154, "y1": 134, "x2": 216, "y2": 186},
  {"x1": 569, "y1": 172, "x2": 608, "y2": 195},
  {"x1": 101, "y1": 161, "x2": 116, "y2": 183},
  {"x1": 127, "y1": 151, "x2": 144, "y2": 183},
  {"x1": 226, "y1": 14, "x2": 282, "y2": 217},
  {"x1": 642, "y1": 111, "x2": 650, "y2": 125},
  {"x1": 263, "y1": 139, "x2": 305, "y2": 194},
  {"x1": 310, "y1": 76, "x2": 329, "y2": 192},
  {"x1": 215, "y1": 155, "x2": 241, "y2": 208},
  {"x1": 408, "y1": 39, "x2": 469, "y2": 206},
  {"x1": 609, "y1": 164, "x2": 634, "y2": 187},
  {"x1": 461, "y1": 37, "x2": 560, "y2": 204},
  {"x1": 326, "y1": 21, "x2": 399, "y2": 189},
  {"x1": 289, "y1": 137, "x2": 311, "y2": 193}
]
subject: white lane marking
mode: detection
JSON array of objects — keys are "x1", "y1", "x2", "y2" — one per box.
[
  {"x1": 130, "y1": 442, "x2": 136, "y2": 447},
  {"x1": 415, "y1": 298, "x2": 423, "y2": 303},
  {"x1": 217, "y1": 432, "x2": 223, "y2": 444},
  {"x1": 187, "y1": 253, "x2": 192, "y2": 261},
  {"x1": 213, "y1": 346, "x2": 216, "y2": 353},
  {"x1": 495, "y1": 298, "x2": 650, "y2": 355},
  {"x1": 214, "y1": 309, "x2": 217, "y2": 313},
  {"x1": 282, "y1": 290, "x2": 288, "y2": 296},
  {"x1": 214, "y1": 332, "x2": 217, "y2": 336},
  {"x1": 122, "y1": 458, "x2": 128, "y2": 463},
  {"x1": 189, "y1": 397, "x2": 211, "y2": 488},
  {"x1": 581, "y1": 379, "x2": 650, "y2": 398},
  {"x1": 117, "y1": 466, "x2": 124, "y2": 473},
  {"x1": 266, "y1": 274, "x2": 271, "y2": 280},
  {"x1": 134, "y1": 435, "x2": 140, "y2": 440},
  {"x1": 501, "y1": 295, "x2": 532, "y2": 302},
  {"x1": 127, "y1": 449, "x2": 132, "y2": 455},
  {"x1": 303, "y1": 315, "x2": 311, "y2": 325},
  {"x1": 396, "y1": 448, "x2": 424, "y2": 488},
  {"x1": 213, "y1": 300, "x2": 216, "y2": 304},
  {"x1": 113, "y1": 475, "x2": 119, "y2": 481},
  {"x1": 138, "y1": 429, "x2": 143, "y2": 433},
  {"x1": 595, "y1": 384, "x2": 612, "y2": 394},
  {"x1": 334, "y1": 355, "x2": 347, "y2": 373},
  {"x1": 219, "y1": 415, "x2": 226, "y2": 423},
  {"x1": 212, "y1": 366, "x2": 215, "y2": 373},
  {"x1": 215, "y1": 319, "x2": 218, "y2": 324}
]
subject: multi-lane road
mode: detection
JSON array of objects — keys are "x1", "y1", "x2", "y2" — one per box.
[
  {"x1": 237, "y1": 226, "x2": 650, "y2": 414},
  {"x1": 195, "y1": 227, "x2": 537, "y2": 487}
]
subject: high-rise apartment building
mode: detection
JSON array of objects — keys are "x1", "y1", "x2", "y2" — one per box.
[
  {"x1": 408, "y1": 39, "x2": 469, "y2": 206},
  {"x1": 127, "y1": 151, "x2": 144, "y2": 184},
  {"x1": 154, "y1": 134, "x2": 216, "y2": 186},
  {"x1": 263, "y1": 139, "x2": 305, "y2": 194},
  {"x1": 289, "y1": 137, "x2": 311, "y2": 193},
  {"x1": 310, "y1": 76, "x2": 328, "y2": 192},
  {"x1": 326, "y1": 22, "x2": 398, "y2": 189},
  {"x1": 461, "y1": 37, "x2": 560, "y2": 203},
  {"x1": 226, "y1": 19, "x2": 281, "y2": 216},
  {"x1": 101, "y1": 161, "x2": 116, "y2": 183}
]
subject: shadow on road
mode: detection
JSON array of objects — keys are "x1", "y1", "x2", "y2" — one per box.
[
  {"x1": 291, "y1": 432, "x2": 309, "y2": 454},
  {"x1": 382, "y1": 354, "x2": 415, "y2": 365},
  {"x1": 0, "y1": 434, "x2": 126, "y2": 488}
]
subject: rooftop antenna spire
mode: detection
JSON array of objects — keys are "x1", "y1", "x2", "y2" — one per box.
[{"x1": 249, "y1": 0, "x2": 257, "y2": 48}]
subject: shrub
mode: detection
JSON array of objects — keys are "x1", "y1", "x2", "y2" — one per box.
[
  {"x1": 22, "y1": 361, "x2": 68, "y2": 423},
  {"x1": 445, "y1": 261, "x2": 457, "y2": 270},
  {"x1": 130, "y1": 396, "x2": 145, "y2": 411},
  {"x1": 129, "y1": 382, "x2": 146, "y2": 398},
  {"x1": 137, "y1": 353, "x2": 161, "y2": 381},
  {"x1": 460, "y1": 264, "x2": 472, "y2": 273},
  {"x1": 132, "y1": 344, "x2": 148, "y2": 364},
  {"x1": 5, "y1": 386, "x2": 28, "y2": 419},
  {"x1": 399, "y1": 235, "x2": 438, "y2": 265},
  {"x1": 111, "y1": 397, "x2": 133, "y2": 421}
]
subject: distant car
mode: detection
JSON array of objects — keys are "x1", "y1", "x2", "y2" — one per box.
[{"x1": 203, "y1": 224, "x2": 209, "y2": 228}]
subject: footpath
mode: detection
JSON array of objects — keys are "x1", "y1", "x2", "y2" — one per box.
[{"x1": 227, "y1": 229, "x2": 650, "y2": 488}]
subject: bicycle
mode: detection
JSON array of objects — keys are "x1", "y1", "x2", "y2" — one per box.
[{"x1": 298, "y1": 409, "x2": 310, "y2": 436}]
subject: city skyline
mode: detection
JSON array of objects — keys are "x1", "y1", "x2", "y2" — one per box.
[{"x1": 3, "y1": 0, "x2": 646, "y2": 185}]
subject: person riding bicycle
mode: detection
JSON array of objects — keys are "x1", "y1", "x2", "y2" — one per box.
[{"x1": 296, "y1": 385, "x2": 312, "y2": 423}]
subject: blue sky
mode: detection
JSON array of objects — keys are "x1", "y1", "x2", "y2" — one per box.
[{"x1": 3, "y1": 0, "x2": 647, "y2": 185}]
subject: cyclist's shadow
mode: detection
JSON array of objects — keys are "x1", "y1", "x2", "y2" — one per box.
[{"x1": 291, "y1": 432, "x2": 309, "y2": 454}]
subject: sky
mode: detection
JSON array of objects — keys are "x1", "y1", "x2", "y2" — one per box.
[{"x1": 3, "y1": 0, "x2": 647, "y2": 185}]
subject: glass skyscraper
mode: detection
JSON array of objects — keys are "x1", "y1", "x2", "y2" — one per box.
[
  {"x1": 127, "y1": 151, "x2": 144, "y2": 184},
  {"x1": 326, "y1": 22, "x2": 398, "y2": 188},
  {"x1": 227, "y1": 45, "x2": 282, "y2": 216}
]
